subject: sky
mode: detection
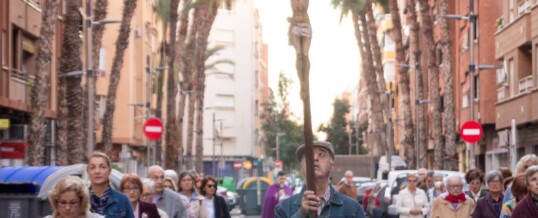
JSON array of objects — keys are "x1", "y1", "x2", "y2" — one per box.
[{"x1": 254, "y1": 0, "x2": 361, "y2": 139}]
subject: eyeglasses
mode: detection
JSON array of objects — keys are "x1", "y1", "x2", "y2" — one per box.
[
  {"x1": 407, "y1": 179, "x2": 418, "y2": 183},
  {"x1": 488, "y1": 180, "x2": 501, "y2": 185},
  {"x1": 141, "y1": 193, "x2": 153, "y2": 200},
  {"x1": 124, "y1": 186, "x2": 140, "y2": 193},
  {"x1": 206, "y1": 184, "x2": 216, "y2": 188},
  {"x1": 448, "y1": 185, "x2": 463, "y2": 189},
  {"x1": 58, "y1": 201, "x2": 79, "y2": 208}
]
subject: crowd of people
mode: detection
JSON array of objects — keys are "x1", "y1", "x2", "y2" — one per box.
[{"x1": 45, "y1": 151, "x2": 230, "y2": 218}]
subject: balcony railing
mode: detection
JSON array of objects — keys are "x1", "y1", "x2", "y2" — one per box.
[
  {"x1": 519, "y1": 0, "x2": 531, "y2": 16},
  {"x1": 518, "y1": 75, "x2": 534, "y2": 93},
  {"x1": 9, "y1": 69, "x2": 34, "y2": 104},
  {"x1": 497, "y1": 86, "x2": 507, "y2": 101}
]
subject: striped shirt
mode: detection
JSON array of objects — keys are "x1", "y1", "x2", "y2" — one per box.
[{"x1": 317, "y1": 186, "x2": 331, "y2": 215}]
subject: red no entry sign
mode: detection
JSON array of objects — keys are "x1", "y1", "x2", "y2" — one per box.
[
  {"x1": 143, "y1": 118, "x2": 163, "y2": 140},
  {"x1": 460, "y1": 121, "x2": 483, "y2": 143},
  {"x1": 233, "y1": 161, "x2": 243, "y2": 170}
]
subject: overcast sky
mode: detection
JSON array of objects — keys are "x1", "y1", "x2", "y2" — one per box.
[{"x1": 254, "y1": 0, "x2": 361, "y2": 139}]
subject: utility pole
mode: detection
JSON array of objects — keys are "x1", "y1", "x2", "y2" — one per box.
[
  {"x1": 146, "y1": 56, "x2": 152, "y2": 167},
  {"x1": 414, "y1": 51, "x2": 421, "y2": 169},
  {"x1": 85, "y1": 1, "x2": 95, "y2": 156},
  {"x1": 468, "y1": 0, "x2": 477, "y2": 169}
]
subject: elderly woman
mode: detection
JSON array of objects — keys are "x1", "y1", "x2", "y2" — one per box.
[
  {"x1": 430, "y1": 175, "x2": 475, "y2": 218},
  {"x1": 511, "y1": 166, "x2": 538, "y2": 217},
  {"x1": 472, "y1": 170, "x2": 504, "y2": 218},
  {"x1": 465, "y1": 168, "x2": 488, "y2": 203},
  {"x1": 202, "y1": 176, "x2": 230, "y2": 218},
  {"x1": 120, "y1": 174, "x2": 160, "y2": 218},
  {"x1": 46, "y1": 176, "x2": 103, "y2": 218},
  {"x1": 140, "y1": 178, "x2": 169, "y2": 218},
  {"x1": 396, "y1": 173, "x2": 430, "y2": 218},
  {"x1": 87, "y1": 152, "x2": 134, "y2": 218},
  {"x1": 500, "y1": 173, "x2": 527, "y2": 218},
  {"x1": 178, "y1": 172, "x2": 208, "y2": 218},
  {"x1": 427, "y1": 172, "x2": 446, "y2": 203},
  {"x1": 504, "y1": 154, "x2": 538, "y2": 203}
]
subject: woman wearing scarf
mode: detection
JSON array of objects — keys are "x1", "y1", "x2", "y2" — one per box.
[
  {"x1": 396, "y1": 173, "x2": 430, "y2": 218},
  {"x1": 430, "y1": 175, "x2": 475, "y2": 218},
  {"x1": 87, "y1": 152, "x2": 134, "y2": 218},
  {"x1": 472, "y1": 170, "x2": 504, "y2": 218},
  {"x1": 511, "y1": 166, "x2": 538, "y2": 217}
]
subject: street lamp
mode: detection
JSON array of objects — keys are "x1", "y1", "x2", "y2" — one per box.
[
  {"x1": 378, "y1": 85, "x2": 395, "y2": 172},
  {"x1": 85, "y1": 1, "x2": 120, "y2": 156},
  {"x1": 205, "y1": 107, "x2": 225, "y2": 176}
]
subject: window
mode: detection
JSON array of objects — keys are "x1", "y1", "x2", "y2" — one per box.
[
  {"x1": 473, "y1": 75, "x2": 479, "y2": 101},
  {"x1": 1, "y1": 31, "x2": 6, "y2": 67},
  {"x1": 509, "y1": 59, "x2": 515, "y2": 96},
  {"x1": 215, "y1": 94, "x2": 234, "y2": 108},
  {"x1": 462, "y1": 84, "x2": 469, "y2": 108}
]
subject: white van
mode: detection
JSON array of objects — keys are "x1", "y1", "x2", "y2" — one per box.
[{"x1": 376, "y1": 155, "x2": 408, "y2": 181}]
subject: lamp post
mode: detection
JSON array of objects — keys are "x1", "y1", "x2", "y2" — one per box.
[{"x1": 85, "y1": 1, "x2": 120, "y2": 156}]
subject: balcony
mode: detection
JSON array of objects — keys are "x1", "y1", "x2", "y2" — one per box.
[
  {"x1": 496, "y1": 87, "x2": 535, "y2": 129},
  {"x1": 519, "y1": 75, "x2": 534, "y2": 93},
  {"x1": 8, "y1": 69, "x2": 33, "y2": 105},
  {"x1": 518, "y1": 0, "x2": 531, "y2": 16},
  {"x1": 495, "y1": 9, "x2": 532, "y2": 59}
]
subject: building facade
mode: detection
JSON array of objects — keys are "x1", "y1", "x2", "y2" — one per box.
[
  {"x1": 494, "y1": 0, "x2": 538, "y2": 172},
  {"x1": 202, "y1": 0, "x2": 267, "y2": 178}
]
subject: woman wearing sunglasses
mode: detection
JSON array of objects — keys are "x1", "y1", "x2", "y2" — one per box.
[
  {"x1": 396, "y1": 173, "x2": 430, "y2": 218},
  {"x1": 201, "y1": 176, "x2": 230, "y2": 218}
]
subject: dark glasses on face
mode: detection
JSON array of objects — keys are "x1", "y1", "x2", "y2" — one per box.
[{"x1": 206, "y1": 184, "x2": 215, "y2": 188}]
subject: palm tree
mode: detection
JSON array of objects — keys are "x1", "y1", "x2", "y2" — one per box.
[
  {"x1": 388, "y1": 0, "x2": 415, "y2": 168},
  {"x1": 406, "y1": 0, "x2": 427, "y2": 167},
  {"x1": 58, "y1": 0, "x2": 85, "y2": 165},
  {"x1": 417, "y1": 0, "x2": 442, "y2": 169},
  {"x1": 101, "y1": 0, "x2": 138, "y2": 153},
  {"x1": 27, "y1": 0, "x2": 59, "y2": 166},
  {"x1": 163, "y1": 0, "x2": 181, "y2": 170},
  {"x1": 437, "y1": 0, "x2": 457, "y2": 170}
]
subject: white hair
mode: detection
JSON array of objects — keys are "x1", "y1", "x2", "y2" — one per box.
[
  {"x1": 141, "y1": 178, "x2": 155, "y2": 192},
  {"x1": 445, "y1": 175, "x2": 463, "y2": 187},
  {"x1": 164, "y1": 169, "x2": 179, "y2": 184}
]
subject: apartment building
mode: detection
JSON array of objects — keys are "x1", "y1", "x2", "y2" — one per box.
[
  {"x1": 202, "y1": 0, "x2": 267, "y2": 177},
  {"x1": 0, "y1": 0, "x2": 63, "y2": 166},
  {"x1": 493, "y1": 0, "x2": 538, "y2": 172}
]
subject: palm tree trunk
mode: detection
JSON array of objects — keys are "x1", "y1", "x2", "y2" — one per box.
[
  {"x1": 175, "y1": 0, "x2": 192, "y2": 171},
  {"x1": 438, "y1": 0, "x2": 457, "y2": 170},
  {"x1": 101, "y1": 0, "x2": 137, "y2": 153},
  {"x1": 406, "y1": 0, "x2": 427, "y2": 167},
  {"x1": 155, "y1": 24, "x2": 168, "y2": 166},
  {"x1": 28, "y1": 0, "x2": 59, "y2": 166},
  {"x1": 194, "y1": 1, "x2": 219, "y2": 172},
  {"x1": 359, "y1": 12, "x2": 385, "y2": 156},
  {"x1": 185, "y1": 93, "x2": 196, "y2": 170},
  {"x1": 418, "y1": 0, "x2": 442, "y2": 169},
  {"x1": 164, "y1": 0, "x2": 181, "y2": 170},
  {"x1": 59, "y1": 0, "x2": 84, "y2": 165},
  {"x1": 388, "y1": 0, "x2": 415, "y2": 169}
]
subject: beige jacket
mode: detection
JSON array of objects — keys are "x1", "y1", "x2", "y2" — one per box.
[
  {"x1": 430, "y1": 197, "x2": 475, "y2": 218},
  {"x1": 396, "y1": 187, "x2": 430, "y2": 218}
]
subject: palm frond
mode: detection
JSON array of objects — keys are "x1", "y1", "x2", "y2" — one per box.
[{"x1": 331, "y1": 0, "x2": 364, "y2": 22}]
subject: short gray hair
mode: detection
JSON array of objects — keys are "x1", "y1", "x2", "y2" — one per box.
[
  {"x1": 445, "y1": 175, "x2": 462, "y2": 187},
  {"x1": 485, "y1": 170, "x2": 504, "y2": 187},
  {"x1": 526, "y1": 165, "x2": 538, "y2": 183},
  {"x1": 433, "y1": 172, "x2": 444, "y2": 178},
  {"x1": 141, "y1": 178, "x2": 155, "y2": 192}
]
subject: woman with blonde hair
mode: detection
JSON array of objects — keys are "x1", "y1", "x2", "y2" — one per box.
[
  {"x1": 163, "y1": 177, "x2": 178, "y2": 192},
  {"x1": 178, "y1": 171, "x2": 208, "y2": 218},
  {"x1": 396, "y1": 173, "x2": 430, "y2": 218},
  {"x1": 46, "y1": 176, "x2": 103, "y2": 218},
  {"x1": 503, "y1": 154, "x2": 538, "y2": 203},
  {"x1": 87, "y1": 152, "x2": 134, "y2": 217}
]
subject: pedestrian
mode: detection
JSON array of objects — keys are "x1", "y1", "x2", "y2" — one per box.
[
  {"x1": 163, "y1": 177, "x2": 178, "y2": 192},
  {"x1": 510, "y1": 165, "x2": 538, "y2": 217},
  {"x1": 45, "y1": 176, "x2": 104, "y2": 218},
  {"x1": 274, "y1": 141, "x2": 365, "y2": 217},
  {"x1": 201, "y1": 176, "x2": 230, "y2": 218},
  {"x1": 178, "y1": 171, "x2": 208, "y2": 218},
  {"x1": 465, "y1": 168, "x2": 488, "y2": 203},
  {"x1": 500, "y1": 173, "x2": 527, "y2": 218},
  {"x1": 261, "y1": 171, "x2": 293, "y2": 218},
  {"x1": 430, "y1": 175, "x2": 475, "y2": 218},
  {"x1": 140, "y1": 178, "x2": 169, "y2": 218},
  {"x1": 147, "y1": 165, "x2": 187, "y2": 218},
  {"x1": 472, "y1": 170, "x2": 504, "y2": 218},
  {"x1": 417, "y1": 168, "x2": 428, "y2": 191},
  {"x1": 120, "y1": 174, "x2": 160, "y2": 218},
  {"x1": 503, "y1": 154, "x2": 538, "y2": 203},
  {"x1": 336, "y1": 170, "x2": 358, "y2": 201},
  {"x1": 396, "y1": 173, "x2": 429, "y2": 218},
  {"x1": 427, "y1": 172, "x2": 446, "y2": 203},
  {"x1": 498, "y1": 167, "x2": 513, "y2": 192},
  {"x1": 87, "y1": 152, "x2": 134, "y2": 218}
]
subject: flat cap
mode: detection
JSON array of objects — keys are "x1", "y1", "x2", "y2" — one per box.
[{"x1": 296, "y1": 141, "x2": 335, "y2": 160}]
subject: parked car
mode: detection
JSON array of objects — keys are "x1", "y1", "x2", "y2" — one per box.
[
  {"x1": 339, "y1": 176, "x2": 374, "y2": 188},
  {"x1": 357, "y1": 181, "x2": 376, "y2": 207},
  {"x1": 365, "y1": 181, "x2": 390, "y2": 218}
]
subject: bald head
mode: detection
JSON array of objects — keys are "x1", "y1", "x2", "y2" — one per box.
[
  {"x1": 344, "y1": 170, "x2": 353, "y2": 184},
  {"x1": 148, "y1": 165, "x2": 165, "y2": 193}
]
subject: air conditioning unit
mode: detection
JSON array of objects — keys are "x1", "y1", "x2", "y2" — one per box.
[
  {"x1": 496, "y1": 67, "x2": 507, "y2": 85},
  {"x1": 498, "y1": 130, "x2": 509, "y2": 147}
]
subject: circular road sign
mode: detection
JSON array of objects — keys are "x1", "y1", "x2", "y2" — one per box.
[
  {"x1": 143, "y1": 118, "x2": 163, "y2": 140},
  {"x1": 460, "y1": 121, "x2": 483, "y2": 143}
]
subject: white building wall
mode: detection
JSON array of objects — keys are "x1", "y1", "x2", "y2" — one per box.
[{"x1": 203, "y1": 0, "x2": 259, "y2": 159}]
